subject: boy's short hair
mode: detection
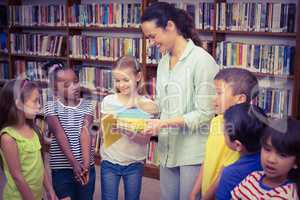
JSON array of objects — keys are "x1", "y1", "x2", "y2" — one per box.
[
  {"x1": 224, "y1": 103, "x2": 267, "y2": 153},
  {"x1": 214, "y1": 68, "x2": 258, "y2": 103}
]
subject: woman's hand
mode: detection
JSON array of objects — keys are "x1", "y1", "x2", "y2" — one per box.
[{"x1": 142, "y1": 119, "x2": 165, "y2": 136}]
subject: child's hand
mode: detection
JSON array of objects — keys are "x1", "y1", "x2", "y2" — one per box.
[
  {"x1": 46, "y1": 190, "x2": 59, "y2": 200},
  {"x1": 111, "y1": 126, "x2": 136, "y2": 138},
  {"x1": 71, "y1": 159, "x2": 85, "y2": 184},
  {"x1": 189, "y1": 193, "x2": 196, "y2": 200},
  {"x1": 80, "y1": 167, "x2": 89, "y2": 185}
]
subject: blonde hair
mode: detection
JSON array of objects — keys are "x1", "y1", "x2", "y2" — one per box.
[{"x1": 113, "y1": 56, "x2": 145, "y2": 95}]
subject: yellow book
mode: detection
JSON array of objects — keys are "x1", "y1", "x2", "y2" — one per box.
[
  {"x1": 101, "y1": 114, "x2": 120, "y2": 149},
  {"x1": 101, "y1": 114, "x2": 148, "y2": 149}
]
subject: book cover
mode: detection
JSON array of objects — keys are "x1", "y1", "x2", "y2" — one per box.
[{"x1": 101, "y1": 108, "x2": 151, "y2": 149}]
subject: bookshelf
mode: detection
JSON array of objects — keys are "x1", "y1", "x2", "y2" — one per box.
[{"x1": 0, "y1": 0, "x2": 300, "y2": 180}]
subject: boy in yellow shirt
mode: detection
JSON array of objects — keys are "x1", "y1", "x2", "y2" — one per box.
[{"x1": 190, "y1": 68, "x2": 259, "y2": 200}]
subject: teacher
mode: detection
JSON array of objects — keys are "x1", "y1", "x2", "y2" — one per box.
[{"x1": 141, "y1": 2, "x2": 219, "y2": 200}]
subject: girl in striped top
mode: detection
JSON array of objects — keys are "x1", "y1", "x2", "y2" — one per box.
[
  {"x1": 44, "y1": 61, "x2": 95, "y2": 200},
  {"x1": 231, "y1": 118, "x2": 300, "y2": 200}
]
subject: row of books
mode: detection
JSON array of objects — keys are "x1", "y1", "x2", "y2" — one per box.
[
  {"x1": 216, "y1": 42, "x2": 295, "y2": 76},
  {"x1": 69, "y1": 3, "x2": 141, "y2": 28},
  {"x1": 10, "y1": 33, "x2": 66, "y2": 57},
  {"x1": 76, "y1": 65, "x2": 113, "y2": 91},
  {"x1": 0, "y1": 62, "x2": 9, "y2": 80},
  {"x1": 14, "y1": 60, "x2": 47, "y2": 81},
  {"x1": 172, "y1": 2, "x2": 214, "y2": 30},
  {"x1": 146, "y1": 39, "x2": 161, "y2": 64},
  {"x1": 146, "y1": 140, "x2": 160, "y2": 166},
  {"x1": 216, "y1": 2, "x2": 296, "y2": 32},
  {"x1": 257, "y1": 88, "x2": 290, "y2": 119},
  {"x1": 69, "y1": 35, "x2": 142, "y2": 61},
  {"x1": 3, "y1": 2, "x2": 299, "y2": 34},
  {"x1": 9, "y1": 5, "x2": 67, "y2": 26}
]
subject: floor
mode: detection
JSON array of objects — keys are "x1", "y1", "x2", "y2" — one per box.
[{"x1": 0, "y1": 164, "x2": 160, "y2": 200}]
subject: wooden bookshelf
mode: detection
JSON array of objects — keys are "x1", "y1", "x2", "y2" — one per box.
[
  {"x1": 197, "y1": 29, "x2": 214, "y2": 34},
  {"x1": 68, "y1": 26, "x2": 141, "y2": 33},
  {"x1": 69, "y1": 57, "x2": 115, "y2": 66},
  {"x1": 0, "y1": 26, "x2": 8, "y2": 30},
  {"x1": 216, "y1": 30, "x2": 297, "y2": 38},
  {"x1": 144, "y1": 164, "x2": 160, "y2": 180},
  {"x1": 9, "y1": 25, "x2": 69, "y2": 31},
  {"x1": 11, "y1": 54, "x2": 68, "y2": 61},
  {"x1": 254, "y1": 72, "x2": 294, "y2": 80},
  {"x1": 0, "y1": 51, "x2": 8, "y2": 57}
]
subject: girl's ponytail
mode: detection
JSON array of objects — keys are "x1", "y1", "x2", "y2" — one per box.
[{"x1": 174, "y1": 9, "x2": 202, "y2": 47}]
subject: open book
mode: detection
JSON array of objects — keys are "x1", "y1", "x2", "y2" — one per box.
[{"x1": 101, "y1": 113, "x2": 149, "y2": 149}]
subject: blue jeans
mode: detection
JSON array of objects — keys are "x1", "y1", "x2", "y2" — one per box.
[
  {"x1": 160, "y1": 165, "x2": 201, "y2": 200},
  {"x1": 101, "y1": 160, "x2": 144, "y2": 200},
  {"x1": 52, "y1": 166, "x2": 95, "y2": 200}
]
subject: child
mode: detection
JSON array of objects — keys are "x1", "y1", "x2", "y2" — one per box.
[
  {"x1": 0, "y1": 79, "x2": 57, "y2": 200},
  {"x1": 190, "y1": 68, "x2": 259, "y2": 200},
  {"x1": 100, "y1": 56, "x2": 158, "y2": 200},
  {"x1": 215, "y1": 103, "x2": 267, "y2": 200},
  {"x1": 44, "y1": 61, "x2": 95, "y2": 200},
  {"x1": 231, "y1": 118, "x2": 300, "y2": 199}
]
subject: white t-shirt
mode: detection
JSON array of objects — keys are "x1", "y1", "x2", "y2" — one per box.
[{"x1": 100, "y1": 94, "x2": 152, "y2": 166}]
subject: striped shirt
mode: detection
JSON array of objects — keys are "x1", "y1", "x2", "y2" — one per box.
[
  {"x1": 231, "y1": 171, "x2": 299, "y2": 200},
  {"x1": 44, "y1": 99, "x2": 95, "y2": 169}
]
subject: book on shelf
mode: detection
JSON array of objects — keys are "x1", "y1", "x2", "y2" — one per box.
[
  {"x1": 216, "y1": 41, "x2": 295, "y2": 76},
  {"x1": 146, "y1": 77, "x2": 156, "y2": 100},
  {"x1": 68, "y1": 3, "x2": 141, "y2": 28},
  {"x1": 169, "y1": 2, "x2": 214, "y2": 30},
  {"x1": 0, "y1": 32, "x2": 7, "y2": 53},
  {"x1": 0, "y1": 61, "x2": 9, "y2": 80},
  {"x1": 257, "y1": 88, "x2": 290, "y2": 119},
  {"x1": 9, "y1": 4, "x2": 67, "y2": 26},
  {"x1": 14, "y1": 60, "x2": 47, "y2": 81},
  {"x1": 146, "y1": 39, "x2": 161, "y2": 64},
  {"x1": 146, "y1": 140, "x2": 160, "y2": 166},
  {"x1": 69, "y1": 35, "x2": 142, "y2": 61},
  {"x1": 10, "y1": 33, "x2": 66, "y2": 57},
  {"x1": 76, "y1": 65, "x2": 113, "y2": 92},
  {"x1": 216, "y1": 2, "x2": 296, "y2": 32}
]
